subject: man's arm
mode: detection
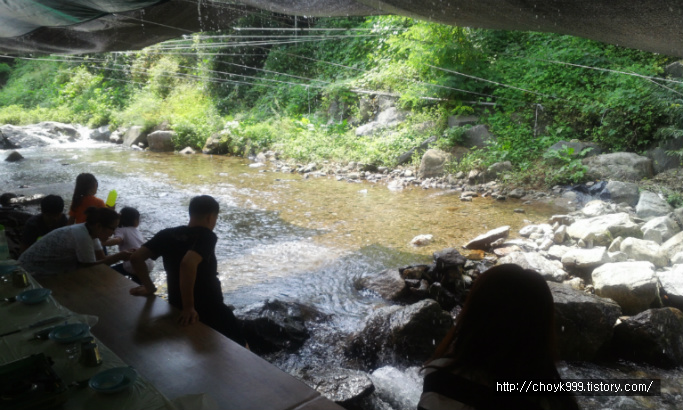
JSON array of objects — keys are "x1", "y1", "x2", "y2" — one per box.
[
  {"x1": 129, "y1": 246, "x2": 157, "y2": 296},
  {"x1": 177, "y1": 250, "x2": 202, "y2": 326}
]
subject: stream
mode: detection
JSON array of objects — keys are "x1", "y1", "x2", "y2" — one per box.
[{"x1": 2, "y1": 138, "x2": 681, "y2": 409}]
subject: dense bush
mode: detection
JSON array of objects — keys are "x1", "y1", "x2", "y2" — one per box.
[{"x1": 0, "y1": 15, "x2": 680, "y2": 184}]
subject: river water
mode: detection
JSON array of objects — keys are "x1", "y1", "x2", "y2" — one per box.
[{"x1": 2, "y1": 139, "x2": 681, "y2": 409}]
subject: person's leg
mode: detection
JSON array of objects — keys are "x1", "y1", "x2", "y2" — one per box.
[
  {"x1": 197, "y1": 304, "x2": 247, "y2": 347},
  {"x1": 111, "y1": 263, "x2": 142, "y2": 284}
]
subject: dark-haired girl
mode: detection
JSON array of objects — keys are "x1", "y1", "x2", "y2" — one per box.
[
  {"x1": 19, "y1": 207, "x2": 132, "y2": 275},
  {"x1": 419, "y1": 264, "x2": 580, "y2": 410},
  {"x1": 68, "y1": 173, "x2": 107, "y2": 225}
]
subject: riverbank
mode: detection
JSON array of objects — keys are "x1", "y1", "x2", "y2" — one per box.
[{"x1": 3, "y1": 125, "x2": 683, "y2": 410}]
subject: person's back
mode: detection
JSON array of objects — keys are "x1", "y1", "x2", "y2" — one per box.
[
  {"x1": 69, "y1": 173, "x2": 106, "y2": 224},
  {"x1": 419, "y1": 264, "x2": 580, "y2": 410},
  {"x1": 128, "y1": 195, "x2": 246, "y2": 346},
  {"x1": 145, "y1": 224, "x2": 223, "y2": 309},
  {"x1": 21, "y1": 194, "x2": 67, "y2": 254}
]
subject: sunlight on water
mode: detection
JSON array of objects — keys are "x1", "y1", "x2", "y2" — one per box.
[{"x1": 3, "y1": 142, "x2": 681, "y2": 410}]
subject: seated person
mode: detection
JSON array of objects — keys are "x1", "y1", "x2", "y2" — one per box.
[
  {"x1": 19, "y1": 194, "x2": 68, "y2": 254},
  {"x1": 128, "y1": 195, "x2": 246, "y2": 347},
  {"x1": 19, "y1": 207, "x2": 132, "y2": 275},
  {"x1": 68, "y1": 173, "x2": 107, "y2": 224},
  {"x1": 419, "y1": 264, "x2": 579, "y2": 410},
  {"x1": 108, "y1": 207, "x2": 154, "y2": 284}
]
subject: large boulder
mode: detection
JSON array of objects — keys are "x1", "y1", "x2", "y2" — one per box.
[
  {"x1": 464, "y1": 226, "x2": 510, "y2": 250},
  {"x1": 619, "y1": 237, "x2": 668, "y2": 268},
  {"x1": 498, "y1": 252, "x2": 568, "y2": 282},
  {"x1": 37, "y1": 121, "x2": 79, "y2": 139},
  {"x1": 430, "y1": 248, "x2": 468, "y2": 299},
  {"x1": 235, "y1": 299, "x2": 322, "y2": 354},
  {"x1": 89, "y1": 125, "x2": 111, "y2": 141},
  {"x1": 483, "y1": 161, "x2": 512, "y2": 181},
  {"x1": 4, "y1": 151, "x2": 24, "y2": 162},
  {"x1": 356, "y1": 269, "x2": 408, "y2": 301},
  {"x1": 665, "y1": 61, "x2": 683, "y2": 78},
  {"x1": 658, "y1": 267, "x2": 683, "y2": 311},
  {"x1": 203, "y1": 131, "x2": 228, "y2": 154},
  {"x1": 417, "y1": 149, "x2": 452, "y2": 179},
  {"x1": 147, "y1": 130, "x2": 176, "y2": 152},
  {"x1": 0, "y1": 124, "x2": 52, "y2": 148},
  {"x1": 447, "y1": 115, "x2": 478, "y2": 128},
  {"x1": 300, "y1": 367, "x2": 374, "y2": 407},
  {"x1": 599, "y1": 180, "x2": 640, "y2": 207},
  {"x1": 560, "y1": 247, "x2": 611, "y2": 275},
  {"x1": 582, "y1": 152, "x2": 653, "y2": 181},
  {"x1": 612, "y1": 307, "x2": 683, "y2": 368},
  {"x1": 636, "y1": 191, "x2": 674, "y2": 220},
  {"x1": 640, "y1": 214, "x2": 680, "y2": 243},
  {"x1": 549, "y1": 282, "x2": 622, "y2": 361},
  {"x1": 396, "y1": 136, "x2": 437, "y2": 165},
  {"x1": 460, "y1": 124, "x2": 495, "y2": 149},
  {"x1": 662, "y1": 231, "x2": 683, "y2": 260},
  {"x1": 347, "y1": 299, "x2": 453, "y2": 368},
  {"x1": 645, "y1": 137, "x2": 683, "y2": 174},
  {"x1": 122, "y1": 125, "x2": 147, "y2": 147},
  {"x1": 355, "y1": 121, "x2": 385, "y2": 137},
  {"x1": 580, "y1": 200, "x2": 616, "y2": 218},
  {"x1": 591, "y1": 262, "x2": 659, "y2": 315},
  {"x1": 566, "y1": 213, "x2": 642, "y2": 246},
  {"x1": 376, "y1": 107, "x2": 406, "y2": 126},
  {"x1": 545, "y1": 140, "x2": 602, "y2": 164}
]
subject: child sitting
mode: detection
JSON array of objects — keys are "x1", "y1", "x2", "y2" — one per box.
[
  {"x1": 68, "y1": 173, "x2": 107, "y2": 224},
  {"x1": 109, "y1": 207, "x2": 154, "y2": 283}
]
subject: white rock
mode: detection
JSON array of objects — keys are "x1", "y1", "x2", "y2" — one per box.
[
  {"x1": 581, "y1": 200, "x2": 616, "y2": 217},
  {"x1": 619, "y1": 237, "x2": 668, "y2": 268},
  {"x1": 410, "y1": 234, "x2": 433, "y2": 247},
  {"x1": 640, "y1": 214, "x2": 680, "y2": 242},
  {"x1": 567, "y1": 213, "x2": 641, "y2": 246},
  {"x1": 561, "y1": 247, "x2": 610, "y2": 272},
  {"x1": 592, "y1": 261, "x2": 658, "y2": 314},
  {"x1": 672, "y1": 252, "x2": 683, "y2": 265},
  {"x1": 499, "y1": 252, "x2": 568, "y2": 282},
  {"x1": 553, "y1": 225, "x2": 567, "y2": 244},
  {"x1": 608, "y1": 236, "x2": 624, "y2": 253}
]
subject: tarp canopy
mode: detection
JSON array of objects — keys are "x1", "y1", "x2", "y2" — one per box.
[
  {"x1": 0, "y1": 0, "x2": 682, "y2": 57},
  {"x1": 0, "y1": 0, "x2": 165, "y2": 37}
]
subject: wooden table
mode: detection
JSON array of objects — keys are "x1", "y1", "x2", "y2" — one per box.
[{"x1": 37, "y1": 265, "x2": 343, "y2": 410}]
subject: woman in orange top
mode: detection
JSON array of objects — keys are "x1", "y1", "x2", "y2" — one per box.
[{"x1": 68, "y1": 173, "x2": 107, "y2": 225}]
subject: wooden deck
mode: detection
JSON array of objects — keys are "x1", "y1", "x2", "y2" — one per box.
[{"x1": 37, "y1": 265, "x2": 343, "y2": 410}]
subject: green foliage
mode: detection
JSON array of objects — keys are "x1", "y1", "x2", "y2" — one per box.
[
  {"x1": 0, "y1": 15, "x2": 680, "y2": 190},
  {"x1": 666, "y1": 190, "x2": 683, "y2": 208},
  {"x1": 541, "y1": 145, "x2": 589, "y2": 185}
]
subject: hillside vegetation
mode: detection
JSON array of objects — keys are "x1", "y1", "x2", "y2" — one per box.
[{"x1": 0, "y1": 13, "x2": 681, "y2": 187}]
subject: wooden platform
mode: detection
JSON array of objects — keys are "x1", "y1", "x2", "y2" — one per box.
[{"x1": 37, "y1": 265, "x2": 343, "y2": 410}]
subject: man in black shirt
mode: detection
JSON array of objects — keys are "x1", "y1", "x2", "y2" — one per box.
[{"x1": 129, "y1": 195, "x2": 246, "y2": 346}]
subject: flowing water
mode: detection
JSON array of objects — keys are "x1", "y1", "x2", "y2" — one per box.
[{"x1": 2, "y1": 139, "x2": 681, "y2": 409}]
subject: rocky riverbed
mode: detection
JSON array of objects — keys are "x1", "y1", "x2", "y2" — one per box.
[{"x1": 4, "y1": 122, "x2": 683, "y2": 409}]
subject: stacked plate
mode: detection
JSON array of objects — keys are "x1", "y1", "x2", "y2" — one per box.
[
  {"x1": 89, "y1": 367, "x2": 138, "y2": 393},
  {"x1": 16, "y1": 288, "x2": 51, "y2": 304},
  {"x1": 48, "y1": 323, "x2": 90, "y2": 343}
]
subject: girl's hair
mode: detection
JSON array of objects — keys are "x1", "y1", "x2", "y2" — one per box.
[
  {"x1": 70, "y1": 173, "x2": 98, "y2": 211},
  {"x1": 84, "y1": 207, "x2": 119, "y2": 228},
  {"x1": 118, "y1": 207, "x2": 140, "y2": 228},
  {"x1": 427, "y1": 264, "x2": 560, "y2": 381}
]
